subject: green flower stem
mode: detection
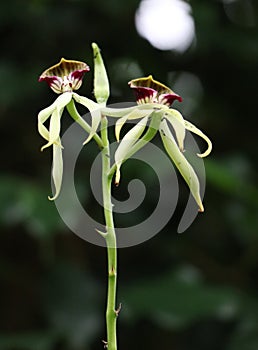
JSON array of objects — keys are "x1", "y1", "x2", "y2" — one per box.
[
  {"x1": 101, "y1": 116, "x2": 118, "y2": 350},
  {"x1": 66, "y1": 99, "x2": 103, "y2": 149}
]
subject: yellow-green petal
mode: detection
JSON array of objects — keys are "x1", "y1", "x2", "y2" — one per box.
[
  {"x1": 101, "y1": 103, "x2": 168, "y2": 118},
  {"x1": 38, "y1": 102, "x2": 56, "y2": 141},
  {"x1": 115, "y1": 115, "x2": 129, "y2": 142},
  {"x1": 114, "y1": 116, "x2": 149, "y2": 185},
  {"x1": 165, "y1": 109, "x2": 186, "y2": 151},
  {"x1": 38, "y1": 93, "x2": 72, "y2": 149},
  {"x1": 48, "y1": 140, "x2": 63, "y2": 201},
  {"x1": 41, "y1": 108, "x2": 62, "y2": 151},
  {"x1": 115, "y1": 108, "x2": 151, "y2": 141},
  {"x1": 184, "y1": 120, "x2": 212, "y2": 158},
  {"x1": 72, "y1": 93, "x2": 101, "y2": 144},
  {"x1": 72, "y1": 92, "x2": 99, "y2": 111},
  {"x1": 160, "y1": 119, "x2": 204, "y2": 212}
]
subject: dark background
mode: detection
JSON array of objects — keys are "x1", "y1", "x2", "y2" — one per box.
[{"x1": 1, "y1": 0, "x2": 258, "y2": 349}]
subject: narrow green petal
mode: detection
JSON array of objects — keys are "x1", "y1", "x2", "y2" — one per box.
[
  {"x1": 48, "y1": 141, "x2": 63, "y2": 201},
  {"x1": 101, "y1": 106, "x2": 138, "y2": 118},
  {"x1": 160, "y1": 120, "x2": 204, "y2": 212},
  {"x1": 165, "y1": 109, "x2": 186, "y2": 151},
  {"x1": 38, "y1": 104, "x2": 55, "y2": 141},
  {"x1": 72, "y1": 93, "x2": 99, "y2": 111},
  {"x1": 83, "y1": 108, "x2": 102, "y2": 145},
  {"x1": 56, "y1": 92, "x2": 73, "y2": 110},
  {"x1": 38, "y1": 93, "x2": 72, "y2": 146},
  {"x1": 38, "y1": 122, "x2": 50, "y2": 142},
  {"x1": 115, "y1": 108, "x2": 151, "y2": 141},
  {"x1": 115, "y1": 115, "x2": 129, "y2": 142},
  {"x1": 72, "y1": 93, "x2": 101, "y2": 144},
  {"x1": 184, "y1": 120, "x2": 212, "y2": 158},
  {"x1": 101, "y1": 103, "x2": 168, "y2": 118},
  {"x1": 92, "y1": 42, "x2": 110, "y2": 105},
  {"x1": 114, "y1": 116, "x2": 149, "y2": 185},
  {"x1": 41, "y1": 108, "x2": 62, "y2": 151}
]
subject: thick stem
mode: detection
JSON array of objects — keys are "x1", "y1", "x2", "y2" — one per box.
[{"x1": 101, "y1": 116, "x2": 118, "y2": 350}]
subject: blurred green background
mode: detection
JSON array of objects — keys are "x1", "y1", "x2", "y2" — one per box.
[{"x1": 1, "y1": 0, "x2": 258, "y2": 349}]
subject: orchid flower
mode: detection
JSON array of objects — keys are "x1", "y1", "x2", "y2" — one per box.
[
  {"x1": 102, "y1": 75, "x2": 212, "y2": 212},
  {"x1": 38, "y1": 58, "x2": 101, "y2": 200}
]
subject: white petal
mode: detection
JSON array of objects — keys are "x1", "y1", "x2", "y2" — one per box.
[{"x1": 160, "y1": 119, "x2": 204, "y2": 212}]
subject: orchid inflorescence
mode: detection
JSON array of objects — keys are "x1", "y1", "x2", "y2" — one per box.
[{"x1": 38, "y1": 43, "x2": 212, "y2": 211}]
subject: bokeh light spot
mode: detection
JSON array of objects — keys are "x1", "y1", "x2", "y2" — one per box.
[{"x1": 135, "y1": 0, "x2": 195, "y2": 52}]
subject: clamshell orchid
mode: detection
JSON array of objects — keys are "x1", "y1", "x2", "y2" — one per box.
[
  {"x1": 102, "y1": 75, "x2": 212, "y2": 212},
  {"x1": 38, "y1": 58, "x2": 100, "y2": 200}
]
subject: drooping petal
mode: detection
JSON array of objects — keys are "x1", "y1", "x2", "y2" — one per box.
[
  {"x1": 38, "y1": 99, "x2": 59, "y2": 141},
  {"x1": 120, "y1": 110, "x2": 162, "y2": 161},
  {"x1": 115, "y1": 108, "x2": 152, "y2": 141},
  {"x1": 83, "y1": 109, "x2": 102, "y2": 145},
  {"x1": 72, "y1": 93, "x2": 99, "y2": 111},
  {"x1": 115, "y1": 114, "x2": 129, "y2": 142},
  {"x1": 41, "y1": 108, "x2": 62, "y2": 151},
  {"x1": 184, "y1": 120, "x2": 212, "y2": 158},
  {"x1": 72, "y1": 93, "x2": 101, "y2": 144},
  {"x1": 48, "y1": 140, "x2": 63, "y2": 201},
  {"x1": 114, "y1": 116, "x2": 149, "y2": 185},
  {"x1": 40, "y1": 93, "x2": 72, "y2": 151},
  {"x1": 165, "y1": 109, "x2": 186, "y2": 151},
  {"x1": 160, "y1": 119, "x2": 204, "y2": 212}
]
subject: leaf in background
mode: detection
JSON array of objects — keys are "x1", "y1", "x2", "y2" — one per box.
[
  {"x1": 121, "y1": 266, "x2": 241, "y2": 329},
  {"x1": 0, "y1": 175, "x2": 64, "y2": 239},
  {"x1": 42, "y1": 262, "x2": 103, "y2": 349}
]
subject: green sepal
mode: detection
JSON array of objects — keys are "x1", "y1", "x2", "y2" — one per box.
[
  {"x1": 165, "y1": 109, "x2": 186, "y2": 152},
  {"x1": 72, "y1": 93, "x2": 101, "y2": 144},
  {"x1": 101, "y1": 103, "x2": 168, "y2": 118},
  {"x1": 38, "y1": 92, "x2": 72, "y2": 150},
  {"x1": 184, "y1": 120, "x2": 212, "y2": 158},
  {"x1": 115, "y1": 108, "x2": 152, "y2": 141},
  {"x1": 48, "y1": 139, "x2": 63, "y2": 201},
  {"x1": 160, "y1": 119, "x2": 204, "y2": 212},
  {"x1": 114, "y1": 116, "x2": 149, "y2": 185}
]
